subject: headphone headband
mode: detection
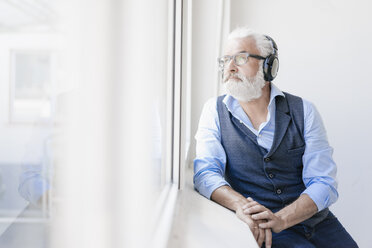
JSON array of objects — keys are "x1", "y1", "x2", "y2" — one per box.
[{"x1": 264, "y1": 35, "x2": 278, "y2": 55}]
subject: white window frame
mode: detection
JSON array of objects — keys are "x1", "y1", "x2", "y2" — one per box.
[{"x1": 151, "y1": 0, "x2": 184, "y2": 247}]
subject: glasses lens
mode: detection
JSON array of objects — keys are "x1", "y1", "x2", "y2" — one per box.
[
  {"x1": 234, "y1": 54, "x2": 247, "y2": 65},
  {"x1": 218, "y1": 56, "x2": 229, "y2": 68}
]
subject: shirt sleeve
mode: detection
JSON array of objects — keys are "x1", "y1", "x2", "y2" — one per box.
[
  {"x1": 301, "y1": 99, "x2": 339, "y2": 211},
  {"x1": 193, "y1": 98, "x2": 230, "y2": 199}
]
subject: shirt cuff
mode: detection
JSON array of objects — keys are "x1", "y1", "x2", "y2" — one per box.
[
  {"x1": 194, "y1": 174, "x2": 231, "y2": 199},
  {"x1": 301, "y1": 182, "x2": 337, "y2": 212}
]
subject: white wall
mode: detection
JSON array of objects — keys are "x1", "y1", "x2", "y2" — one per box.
[{"x1": 230, "y1": 0, "x2": 372, "y2": 246}]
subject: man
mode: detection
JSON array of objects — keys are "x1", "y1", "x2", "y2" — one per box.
[{"x1": 193, "y1": 27, "x2": 358, "y2": 248}]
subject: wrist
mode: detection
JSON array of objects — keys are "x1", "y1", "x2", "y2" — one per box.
[
  {"x1": 232, "y1": 198, "x2": 249, "y2": 212},
  {"x1": 275, "y1": 212, "x2": 288, "y2": 232}
]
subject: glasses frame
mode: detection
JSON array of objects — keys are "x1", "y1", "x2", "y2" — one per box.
[{"x1": 217, "y1": 52, "x2": 266, "y2": 71}]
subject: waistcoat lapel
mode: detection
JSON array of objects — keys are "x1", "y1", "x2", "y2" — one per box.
[
  {"x1": 266, "y1": 96, "x2": 291, "y2": 158},
  {"x1": 231, "y1": 115, "x2": 259, "y2": 146}
]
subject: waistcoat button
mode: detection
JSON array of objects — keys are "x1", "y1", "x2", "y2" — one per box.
[
  {"x1": 264, "y1": 157, "x2": 271, "y2": 162},
  {"x1": 276, "y1": 189, "x2": 282, "y2": 194},
  {"x1": 269, "y1": 173, "x2": 274, "y2": 179}
]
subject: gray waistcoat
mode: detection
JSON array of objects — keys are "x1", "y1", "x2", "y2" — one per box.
[{"x1": 217, "y1": 92, "x2": 328, "y2": 227}]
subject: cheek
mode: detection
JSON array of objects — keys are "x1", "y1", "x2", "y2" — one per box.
[{"x1": 242, "y1": 62, "x2": 260, "y2": 78}]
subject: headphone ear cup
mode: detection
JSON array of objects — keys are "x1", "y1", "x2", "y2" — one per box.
[
  {"x1": 263, "y1": 55, "x2": 279, "y2": 81},
  {"x1": 263, "y1": 35, "x2": 279, "y2": 82},
  {"x1": 263, "y1": 55, "x2": 273, "y2": 81},
  {"x1": 271, "y1": 57, "x2": 279, "y2": 79}
]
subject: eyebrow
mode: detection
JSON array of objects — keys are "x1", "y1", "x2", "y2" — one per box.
[{"x1": 223, "y1": 51, "x2": 247, "y2": 56}]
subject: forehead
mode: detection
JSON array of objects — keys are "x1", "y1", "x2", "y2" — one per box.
[{"x1": 224, "y1": 37, "x2": 259, "y2": 56}]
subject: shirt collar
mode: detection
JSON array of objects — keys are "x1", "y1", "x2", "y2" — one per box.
[{"x1": 269, "y1": 83, "x2": 285, "y2": 106}]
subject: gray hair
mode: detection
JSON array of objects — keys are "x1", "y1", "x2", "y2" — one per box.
[{"x1": 227, "y1": 27, "x2": 276, "y2": 58}]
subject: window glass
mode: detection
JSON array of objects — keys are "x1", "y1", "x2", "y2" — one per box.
[
  {"x1": 149, "y1": 0, "x2": 172, "y2": 198},
  {"x1": 0, "y1": 0, "x2": 177, "y2": 247},
  {"x1": 0, "y1": 1, "x2": 56, "y2": 248},
  {"x1": 11, "y1": 51, "x2": 54, "y2": 123}
]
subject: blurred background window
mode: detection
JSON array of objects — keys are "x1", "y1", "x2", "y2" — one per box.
[
  {"x1": 0, "y1": 0, "x2": 180, "y2": 248},
  {"x1": 10, "y1": 51, "x2": 54, "y2": 123}
]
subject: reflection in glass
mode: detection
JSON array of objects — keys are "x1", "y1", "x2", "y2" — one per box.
[
  {"x1": 11, "y1": 52, "x2": 54, "y2": 123},
  {"x1": 0, "y1": 40, "x2": 54, "y2": 248}
]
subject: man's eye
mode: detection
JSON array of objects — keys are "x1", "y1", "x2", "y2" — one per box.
[
  {"x1": 222, "y1": 57, "x2": 230, "y2": 63},
  {"x1": 235, "y1": 55, "x2": 247, "y2": 65}
]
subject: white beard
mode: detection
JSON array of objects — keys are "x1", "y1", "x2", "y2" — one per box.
[{"x1": 223, "y1": 69, "x2": 266, "y2": 102}]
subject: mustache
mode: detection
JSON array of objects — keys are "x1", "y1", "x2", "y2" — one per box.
[{"x1": 223, "y1": 72, "x2": 245, "y2": 82}]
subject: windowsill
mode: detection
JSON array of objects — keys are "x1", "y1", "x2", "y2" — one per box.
[{"x1": 167, "y1": 166, "x2": 258, "y2": 248}]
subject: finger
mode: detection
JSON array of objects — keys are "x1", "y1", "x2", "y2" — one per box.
[
  {"x1": 236, "y1": 210, "x2": 253, "y2": 224},
  {"x1": 256, "y1": 219, "x2": 266, "y2": 224},
  {"x1": 247, "y1": 197, "x2": 254, "y2": 202},
  {"x1": 252, "y1": 210, "x2": 271, "y2": 220},
  {"x1": 259, "y1": 220, "x2": 275, "y2": 229},
  {"x1": 236, "y1": 209, "x2": 261, "y2": 239},
  {"x1": 265, "y1": 228, "x2": 272, "y2": 248},
  {"x1": 243, "y1": 204, "x2": 265, "y2": 214},
  {"x1": 252, "y1": 225, "x2": 259, "y2": 240},
  {"x1": 244, "y1": 205, "x2": 267, "y2": 214},
  {"x1": 237, "y1": 211, "x2": 260, "y2": 230},
  {"x1": 257, "y1": 227, "x2": 265, "y2": 247},
  {"x1": 242, "y1": 201, "x2": 259, "y2": 210}
]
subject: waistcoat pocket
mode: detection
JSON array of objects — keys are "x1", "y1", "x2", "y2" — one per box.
[{"x1": 287, "y1": 145, "x2": 305, "y2": 155}]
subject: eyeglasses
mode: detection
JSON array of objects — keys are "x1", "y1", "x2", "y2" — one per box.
[{"x1": 218, "y1": 52, "x2": 266, "y2": 70}]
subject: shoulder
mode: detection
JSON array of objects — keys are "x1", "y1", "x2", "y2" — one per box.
[
  {"x1": 196, "y1": 97, "x2": 221, "y2": 138},
  {"x1": 282, "y1": 91, "x2": 303, "y2": 104},
  {"x1": 202, "y1": 97, "x2": 218, "y2": 113},
  {"x1": 282, "y1": 92, "x2": 316, "y2": 117},
  {"x1": 202, "y1": 95, "x2": 229, "y2": 112},
  {"x1": 280, "y1": 91, "x2": 323, "y2": 129},
  {"x1": 199, "y1": 97, "x2": 220, "y2": 125}
]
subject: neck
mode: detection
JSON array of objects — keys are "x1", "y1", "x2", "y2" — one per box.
[
  {"x1": 238, "y1": 82, "x2": 271, "y2": 113},
  {"x1": 238, "y1": 82, "x2": 271, "y2": 130}
]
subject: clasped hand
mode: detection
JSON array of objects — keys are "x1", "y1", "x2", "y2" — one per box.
[{"x1": 236, "y1": 197, "x2": 286, "y2": 248}]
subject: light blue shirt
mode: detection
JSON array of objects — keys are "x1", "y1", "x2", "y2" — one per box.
[{"x1": 194, "y1": 83, "x2": 338, "y2": 211}]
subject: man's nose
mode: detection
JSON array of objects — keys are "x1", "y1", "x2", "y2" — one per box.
[{"x1": 226, "y1": 59, "x2": 237, "y2": 73}]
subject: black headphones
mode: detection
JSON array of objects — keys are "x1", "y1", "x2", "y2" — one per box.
[{"x1": 263, "y1": 35, "x2": 279, "y2": 82}]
